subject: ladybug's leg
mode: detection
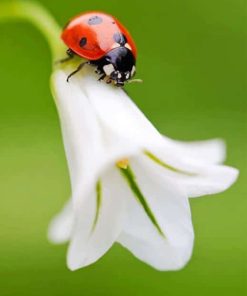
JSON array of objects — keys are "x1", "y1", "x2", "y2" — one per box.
[
  {"x1": 98, "y1": 74, "x2": 106, "y2": 81},
  {"x1": 56, "y1": 49, "x2": 75, "y2": 64},
  {"x1": 67, "y1": 61, "x2": 89, "y2": 82}
]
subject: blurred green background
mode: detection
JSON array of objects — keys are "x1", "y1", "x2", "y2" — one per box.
[{"x1": 0, "y1": 0, "x2": 246, "y2": 295}]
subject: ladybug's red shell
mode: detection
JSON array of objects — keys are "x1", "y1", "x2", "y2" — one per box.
[{"x1": 61, "y1": 11, "x2": 137, "y2": 61}]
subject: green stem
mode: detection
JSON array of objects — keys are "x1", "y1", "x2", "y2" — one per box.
[{"x1": 0, "y1": 1, "x2": 65, "y2": 61}]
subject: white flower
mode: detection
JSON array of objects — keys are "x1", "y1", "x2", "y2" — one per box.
[
  {"x1": 48, "y1": 64, "x2": 238, "y2": 271},
  {"x1": 0, "y1": 0, "x2": 238, "y2": 272}
]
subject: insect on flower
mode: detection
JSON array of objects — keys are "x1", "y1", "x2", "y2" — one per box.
[
  {"x1": 0, "y1": 1, "x2": 239, "y2": 272},
  {"x1": 61, "y1": 11, "x2": 142, "y2": 86}
]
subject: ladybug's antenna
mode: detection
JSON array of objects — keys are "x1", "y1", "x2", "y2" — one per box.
[{"x1": 127, "y1": 79, "x2": 143, "y2": 84}]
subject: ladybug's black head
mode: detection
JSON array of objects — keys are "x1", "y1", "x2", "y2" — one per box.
[{"x1": 92, "y1": 46, "x2": 136, "y2": 87}]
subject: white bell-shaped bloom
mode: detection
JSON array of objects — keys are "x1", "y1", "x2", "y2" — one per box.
[
  {"x1": 0, "y1": 0, "x2": 238, "y2": 273},
  {"x1": 48, "y1": 65, "x2": 238, "y2": 271}
]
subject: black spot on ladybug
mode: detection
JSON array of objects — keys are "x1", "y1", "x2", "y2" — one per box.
[
  {"x1": 112, "y1": 21, "x2": 115, "y2": 24},
  {"x1": 79, "y1": 37, "x2": 87, "y2": 47},
  {"x1": 88, "y1": 16, "x2": 103, "y2": 25},
  {"x1": 113, "y1": 32, "x2": 127, "y2": 46}
]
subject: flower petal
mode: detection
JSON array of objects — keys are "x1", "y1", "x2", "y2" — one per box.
[
  {"x1": 67, "y1": 168, "x2": 126, "y2": 270},
  {"x1": 80, "y1": 74, "x2": 225, "y2": 165},
  {"x1": 51, "y1": 69, "x2": 106, "y2": 204},
  {"x1": 48, "y1": 200, "x2": 73, "y2": 244},
  {"x1": 144, "y1": 148, "x2": 238, "y2": 198},
  {"x1": 80, "y1": 73, "x2": 165, "y2": 148},
  {"x1": 163, "y1": 138, "x2": 226, "y2": 164},
  {"x1": 118, "y1": 157, "x2": 194, "y2": 271}
]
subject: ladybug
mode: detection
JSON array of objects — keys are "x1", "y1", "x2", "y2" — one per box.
[{"x1": 61, "y1": 11, "x2": 138, "y2": 87}]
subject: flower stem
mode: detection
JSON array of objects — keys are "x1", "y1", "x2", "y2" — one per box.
[{"x1": 0, "y1": 1, "x2": 65, "y2": 61}]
